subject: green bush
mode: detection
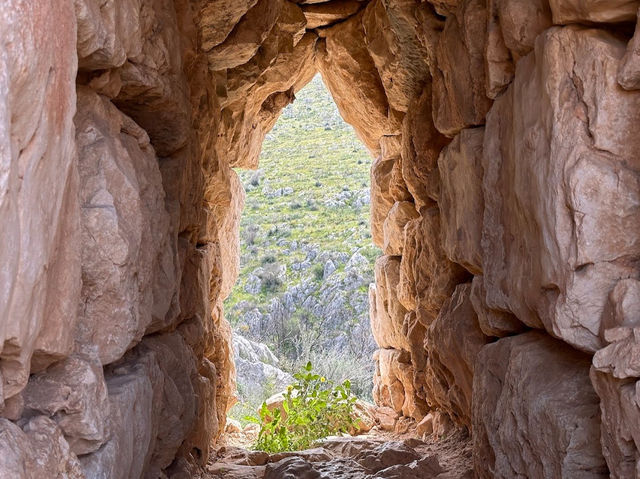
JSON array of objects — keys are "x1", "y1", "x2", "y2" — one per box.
[
  {"x1": 313, "y1": 263, "x2": 325, "y2": 281},
  {"x1": 247, "y1": 362, "x2": 359, "y2": 453}
]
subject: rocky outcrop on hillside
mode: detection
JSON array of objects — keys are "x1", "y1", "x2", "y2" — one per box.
[
  {"x1": 233, "y1": 334, "x2": 293, "y2": 403},
  {"x1": 1, "y1": 0, "x2": 639, "y2": 476}
]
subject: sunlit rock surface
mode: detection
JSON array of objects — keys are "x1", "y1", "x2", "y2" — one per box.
[{"x1": 1, "y1": 0, "x2": 639, "y2": 476}]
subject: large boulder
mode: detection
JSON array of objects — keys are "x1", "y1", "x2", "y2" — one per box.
[
  {"x1": 0, "y1": 0, "x2": 79, "y2": 403},
  {"x1": 438, "y1": 127, "x2": 484, "y2": 274},
  {"x1": 432, "y1": 0, "x2": 492, "y2": 136},
  {"x1": 473, "y1": 331, "x2": 608, "y2": 478},
  {"x1": 370, "y1": 257, "x2": 410, "y2": 351},
  {"x1": 548, "y1": 0, "x2": 640, "y2": 24},
  {"x1": 481, "y1": 26, "x2": 640, "y2": 353},
  {"x1": 373, "y1": 349, "x2": 427, "y2": 420},
  {"x1": 23, "y1": 354, "x2": 110, "y2": 455},
  {"x1": 423, "y1": 283, "x2": 489, "y2": 427},
  {"x1": 590, "y1": 370, "x2": 640, "y2": 478},
  {"x1": 316, "y1": 11, "x2": 393, "y2": 155},
  {"x1": 75, "y1": 88, "x2": 175, "y2": 365},
  {"x1": 398, "y1": 209, "x2": 469, "y2": 326},
  {"x1": 0, "y1": 417, "x2": 83, "y2": 479}
]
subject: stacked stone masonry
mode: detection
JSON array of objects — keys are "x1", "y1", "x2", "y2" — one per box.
[{"x1": 1, "y1": 0, "x2": 639, "y2": 477}]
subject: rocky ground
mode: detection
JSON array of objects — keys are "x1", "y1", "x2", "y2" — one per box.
[{"x1": 204, "y1": 430, "x2": 473, "y2": 479}]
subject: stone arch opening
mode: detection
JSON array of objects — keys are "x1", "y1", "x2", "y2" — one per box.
[
  {"x1": 227, "y1": 73, "x2": 380, "y2": 413},
  {"x1": 1, "y1": 0, "x2": 640, "y2": 477}
]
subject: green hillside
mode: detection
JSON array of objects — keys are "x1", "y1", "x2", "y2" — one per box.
[{"x1": 226, "y1": 74, "x2": 379, "y2": 413}]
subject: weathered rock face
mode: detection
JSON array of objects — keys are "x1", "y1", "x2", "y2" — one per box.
[
  {"x1": 1, "y1": 0, "x2": 639, "y2": 476},
  {"x1": 482, "y1": 26, "x2": 640, "y2": 353},
  {"x1": 438, "y1": 127, "x2": 484, "y2": 274},
  {"x1": 0, "y1": 0, "x2": 79, "y2": 404},
  {"x1": 75, "y1": 87, "x2": 175, "y2": 365},
  {"x1": 474, "y1": 332, "x2": 609, "y2": 478}
]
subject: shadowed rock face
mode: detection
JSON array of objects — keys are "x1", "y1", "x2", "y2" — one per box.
[{"x1": 1, "y1": 0, "x2": 640, "y2": 477}]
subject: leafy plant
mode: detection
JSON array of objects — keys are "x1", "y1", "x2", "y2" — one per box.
[{"x1": 247, "y1": 362, "x2": 359, "y2": 453}]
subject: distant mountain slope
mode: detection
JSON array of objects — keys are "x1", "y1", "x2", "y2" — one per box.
[{"x1": 226, "y1": 74, "x2": 379, "y2": 403}]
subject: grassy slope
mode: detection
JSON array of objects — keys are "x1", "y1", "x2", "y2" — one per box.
[{"x1": 226, "y1": 74, "x2": 379, "y2": 313}]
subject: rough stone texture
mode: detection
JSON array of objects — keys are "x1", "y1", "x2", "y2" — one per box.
[
  {"x1": 302, "y1": 1, "x2": 364, "y2": 29},
  {"x1": 0, "y1": 0, "x2": 79, "y2": 403},
  {"x1": 75, "y1": 88, "x2": 174, "y2": 365},
  {"x1": 619, "y1": 8, "x2": 640, "y2": 90},
  {"x1": 362, "y1": 0, "x2": 430, "y2": 112},
  {"x1": 0, "y1": 417, "x2": 83, "y2": 479},
  {"x1": 485, "y1": 0, "x2": 552, "y2": 98},
  {"x1": 482, "y1": 26, "x2": 640, "y2": 353},
  {"x1": 74, "y1": 0, "x2": 144, "y2": 70},
  {"x1": 400, "y1": 84, "x2": 450, "y2": 210},
  {"x1": 370, "y1": 256, "x2": 410, "y2": 351},
  {"x1": 473, "y1": 331, "x2": 609, "y2": 478},
  {"x1": 382, "y1": 201, "x2": 419, "y2": 256},
  {"x1": 398, "y1": 209, "x2": 469, "y2": 326},
  {"x1": 79, "y1": 348, "x2": 161, "y2": 479},
  {"x1": 590, "y1": 369, "x2": 640, "y2": 478},
  {"x1": 432, "y1": 0, "x2": 492, "y2": 136},
  {"x1": 373, "y1": 349, "x2": 427, "y2": 420},
  {"x1": 23, "y1": 354, "x2": 109, "y2": 455},
  {"x1": 195, "y1": 0, "x2": 259, "y2": 52},
  {"x1": 316, "y1": 12, "x2": 392, "y2": 154},
  {"x1": 1, "y1": 0, "x2": 639, "y2": 475},
  {"x1": 470, "y1": 275, "x2": 525, "y2": 337},
  {"x1": 423, "y1": 283, "x2": 489, "y2": 427},
  {"x1": 205, "y1": 0, "x2": 286, "y2": 71},
  {"x1": 370, "y1": 155, "x2": 396, "y2": 247},
  {"x1": 549, "y1": 0, "x2": 640, "y2": 24},
  {"x1": 438, "y1": 127, "x2": 484, "y2": 274}
]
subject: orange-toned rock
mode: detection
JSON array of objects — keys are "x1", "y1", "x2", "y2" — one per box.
[
  {"x1": 302, "y1": 0, "x2": 363, "y2": 29},
  {"x1": 398, "y1": 209, "x2": 469, "y2": 325},
  {"x1": 401, "y1": 85, "x2": 450, "y2": 210},
  {"x1": 370, "y1": 256, "x2": 410, "y2": 351},
  {"x1": 484, "y1": 0, "x2": 552, "y2": 97},
  {"x1": 432, "y1": 0, "x2": 492, "y2": 136},
  {"x1": 373, "y1": 349, "x2": 427, "y2": 420},
  {"x1": 383, "y1": 202, "x2": 419, "y2": 256},
  {"x1": 196, "y1": 0, "x2": 259, "y2": 52},
  {"x1": 549, "y1": 0, "x2": 639, "y2": 24},
  {"x1": 470, "y1": 275, "x2": 525, "y2": 337},
  {"x1": 423, "y1": 283, "x2": 489, "y2": 427},
  {"x1": 370, "y1": 149, "x2": 400, "y2": 247},
  {"x1": 438, "y1": 127, "x2": 484, "y2": 274},
  {"x1": 362, "y1": 0, "x2": 430, "y2": 112},
  {"x1": 316, "y1": 12, "x2": 390, "y2": 154},
  {"x1": 205, "y1": 0, "x2": 286, "y2": 71}
]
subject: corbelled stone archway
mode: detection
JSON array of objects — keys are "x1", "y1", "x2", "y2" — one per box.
[{"x1": 1, "y1": 0, "x2": 640, "y2": 477}]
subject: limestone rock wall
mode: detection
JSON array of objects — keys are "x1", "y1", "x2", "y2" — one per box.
[{"x1": 1, "y1": 0, "x2": 640, "y2": 477}]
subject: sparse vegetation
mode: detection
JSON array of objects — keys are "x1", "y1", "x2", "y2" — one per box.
[{"x1": 247, "y1": 362, "x2": 359, "y2": 453}]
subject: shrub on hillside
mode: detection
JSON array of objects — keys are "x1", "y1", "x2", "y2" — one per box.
[{"x1": 248, "y1": 362, "x2": 358, "y2": 453}]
